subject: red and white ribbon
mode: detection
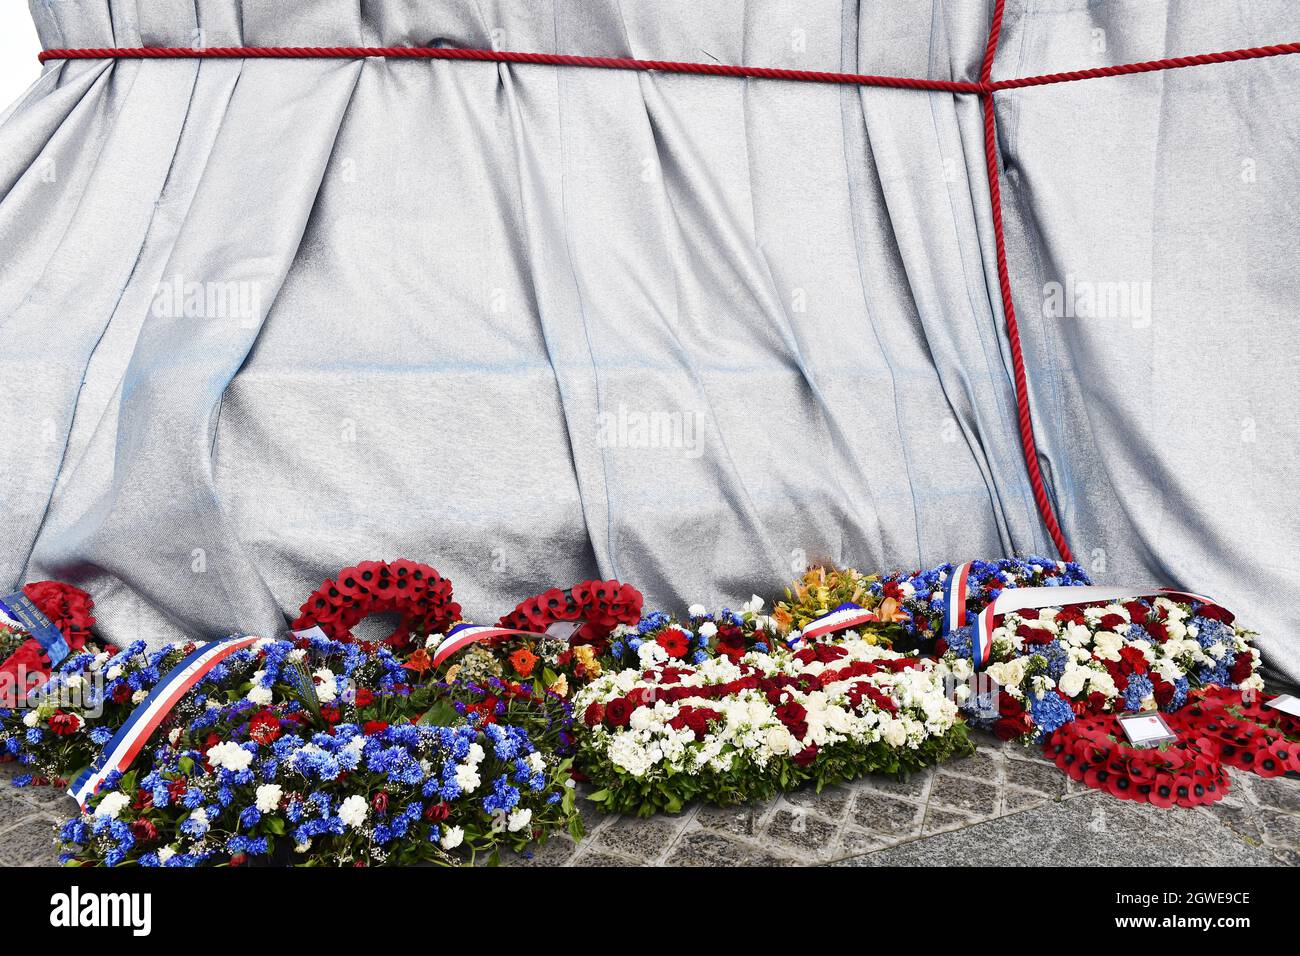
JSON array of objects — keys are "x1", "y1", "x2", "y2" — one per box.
[
  {"x1": 790, "y1": 602, "x2": 880, "y2": 647},
  {"x1": 941, "y1": 562, "x2": 973, "y2": 636},
  {"x1": 69, "y1": 635, "x2": 261, "y2": 808}
]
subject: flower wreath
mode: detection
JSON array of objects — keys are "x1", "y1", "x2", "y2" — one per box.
[
  {"x1": 1175, "y1": 688, "x2": 1300, "y2": 778},
  {"x1": 0, "y1": 581, "x2": 97, "y2": 685},
  {"x1": 498, "y1": 579, "x2": 643, "y2": 651},
  {"x1": 1045, "y1": 714, "x2": 1229, "y2": 808},
  {"x1": 290, "y1": 559, "x2": 460, "y2": 648}
]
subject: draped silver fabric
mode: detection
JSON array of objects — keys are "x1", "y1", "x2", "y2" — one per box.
[{"x1": 1, "y1": 1, "x2": 1296, "y2": 683}]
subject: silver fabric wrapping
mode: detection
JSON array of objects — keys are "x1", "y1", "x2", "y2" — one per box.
[{"x1": 0, "y1": 1, "x2": 1295, "y2": 683}]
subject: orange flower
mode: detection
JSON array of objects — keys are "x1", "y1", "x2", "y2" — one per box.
[
  {"x1": 509, "y1": 648, "x2": 539, "y2": 677},
  {"x1": 403, "y1": 648, "x2": 434, "y2": 675}
]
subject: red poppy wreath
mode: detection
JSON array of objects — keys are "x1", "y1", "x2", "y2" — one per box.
[
  {"x1": 1044, "y1": 714, "x2": 1230, "y2": 808},
  {"x1": 290, "y1": 559, "x2": 460, "y2": 648},
  {"x1": 498, "y1": 579, "x2": 644, "y2": 652},
  {"x1": 1175, "y1": 687, "x2": 1300, "y2": 778}
]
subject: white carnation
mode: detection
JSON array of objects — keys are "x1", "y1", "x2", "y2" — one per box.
[
  {"x1": 507, "y1": 808, "x2": 533, "y2": 832},
  {"x1": 255, "y1": 784, "x2": 283, "y2": 814},
  {"x1": 338, "y1": 794, "x2": 368, "y2": 829},
  {"x1": 94, "y1": 791, "x2": 130, "y2": 819},
  {"x1": 206, "y1": 741, "x2": 254, "y2": 772},
  {"x1": 441, "y1": 825, "x2": 464, "y2": 850}
]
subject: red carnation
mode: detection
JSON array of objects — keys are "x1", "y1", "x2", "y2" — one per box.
[
  {"x1": 424, "y1": 801, "x2": 450, "y2": 822},
  {"x1": 1196, "y1": 603, "x2": 1235, "y2": 624},
  {"x1": 371, "y1": 791, "x2": 389, "y2": 814},
  {"x1": 362, "y1": 720, "x2": 389, "y2": 736},
  {"x1": 47, "y1": 710, "x2": 81, "y2": 736},
  {"x1": 353, "y1": 688, "x2": 374, "y2": 708},
  {"x1": 248, "y1": 710, "x2": 282, "y2": 745},
  {"x1": 130, "y1": 819, "x2": 158, "y2": 843}
]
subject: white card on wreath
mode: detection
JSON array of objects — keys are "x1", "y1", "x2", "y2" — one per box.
[
  {"x1": 291, "y1": 625, "x2": 331, "y2": 641},
  {"x1": 1117, "y1": 712, "x2": 1178, "y2": 748},
  {"x1": 544, "y1": 620, "x2": 586, "y2": 641},
  {"x1": 1265, "y1": 694, "x2": 1300, "y2": 717}
]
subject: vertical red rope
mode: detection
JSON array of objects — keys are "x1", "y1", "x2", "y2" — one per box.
[{"x1": 979, "y1": 0, "x2": 1074, "y2": 561}]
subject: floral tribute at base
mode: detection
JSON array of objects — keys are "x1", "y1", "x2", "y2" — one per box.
[{"x1": 0, "y1": 554, "x2": 1285, "y2": 865}]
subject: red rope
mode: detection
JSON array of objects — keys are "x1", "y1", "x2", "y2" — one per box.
[
  {"x1": 35, "y1": 45, "x2": 985, "y2": 92},
  {"x1": 33, "y1": 34, "x2": 1300, "y2": 562},
  {"x1": 989, "y1": 42, "x2": 1300, "y2": 90},
  {"x1": 35, "y1": 42, "x2": 1300, "y2": 95},
  {"x1": 979, "y1": 0, "x2": 1073, "y2": 561}
]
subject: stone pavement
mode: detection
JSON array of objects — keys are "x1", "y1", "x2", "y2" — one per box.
[{"x1": 2, "y1": 731, "x2": 1296, "y2": 866}]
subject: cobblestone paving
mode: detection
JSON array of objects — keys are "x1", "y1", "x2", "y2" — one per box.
[{"x1": 3, "y1": 732, "x2": 1296, "y2": 866}]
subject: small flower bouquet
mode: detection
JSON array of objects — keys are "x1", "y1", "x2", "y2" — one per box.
[
  {"x1": 938, "y1": 594, "x2": 1261, "y2": 742},
  {"x1": 875, "y1": 557, "x2": 1092, "y2": 653},
  {"x1": 603, "y1": 597, "x2": 783, "y2": 671},
  {"x1": 573, "y1": 636, "x2": 971, "y2": 816}
]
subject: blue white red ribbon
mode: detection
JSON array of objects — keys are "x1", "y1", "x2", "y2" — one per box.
[
  {"x1": 0, "y1": 590, "x2": 71, "y2": 667},
  {"x1": 790, "y1": 602, "x2": 880, "y2": 647},
  {"x1": 941, "y1": 562, "x2": 973, "y2": 636},
  {"x1": 431, "y1": 623, "x2": 538, "y2": 668},
  {"x1": 69, "y1": 635, "x2": 261, "y2": 808}
]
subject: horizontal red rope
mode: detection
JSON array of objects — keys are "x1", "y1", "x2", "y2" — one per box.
[
  {"x1": 989, "y1": 42, "x2": 1300, "y2": 90},
  {"x1": 35, "y1": 42, "x2": 1300, "y2": 94},
  {"x1": 35, "y1": 46, "x2": 984, "y2": 92}
]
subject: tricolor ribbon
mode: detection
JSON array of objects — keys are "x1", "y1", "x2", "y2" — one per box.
[
  {"x1": 69, "y1": 635, "x2": 261, "y2": 808},
  {"x1": 790, "y1": 602, "x2": 879, "y2": 647},
  {"x1": 431, "y1": 620, "x2": 585, "y2": 669},
  {"x1": 941, "y1": 562, "x2": 973, "y2": 636},
  {"x1": 967, "y1": 584, "x2": 1223, "y2": 671},
  {"x1": 0, "y1": 590, "x2": 71, "y2": 667}
]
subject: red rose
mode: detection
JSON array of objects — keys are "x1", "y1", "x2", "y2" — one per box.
[
  {"x1": 993, "y1": 714, "x2": 1031, "y2": 740},
  {"x1": 793, "y1": 743, "x2": 819, "y2": 766},
  {"x1": 371, "y1": 791, "x2": 389, "y2": 814},
  {"x1": 228, "y1": 854, "x2": 248, "y2": 867},
  {"x1": 1123, "y1": 601, "x2": 1149, "y2": 626},
  {"x1": 1197, "y1": 603, "x2": 1235, "y2": 624},
  {"x1": 1016, "y1": 624, "x2": 1054, "y2": 646},
  {"x1": 1099, "y1": 613, "x2": 1127, "y2": 631},
  {"x1": 1119, "y1": 645, "x2": 1149, "y2": 675},
  {"x1": 583, "y1": 701, "x2": 606, "y2": 727},
  {"x1": 425, "y1": 801, "x2": 450, "y2": 822},
  {"x1": 1146, "y1": 621, "x2": 1169, "y2": 642},
  {"x1": 1152, "y1": 676, "x2": 1176, "y2": 709},
  {"x1": 1229, "y1": 655, "x2": 1254, "y2": 684},
  {"x1": 112, "y1": 683, "x2": 131, "y2": 704},
  {"x1": 605, "y1": 697, "x2": 633, "y2": 728},
  {"x1": 998, "y1": 695, "x2": 1024, "y2": 719}
]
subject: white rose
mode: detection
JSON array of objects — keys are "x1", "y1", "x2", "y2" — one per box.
[
  {"x1": 1058, "y1": 666, "x2": 1088, "y2": 698},
  {"x1": 765, "y1": 725, "x2": 794, "y2": 755},
  {"x1": 441, "y1": 825, "x2": 465, "y2": 850},
  {"x1": 255, "y1": 784, "x2": 283, "y2": 814},
  {"x1": 507, "y1": 808, "x2": 533, "y2": 832},
  {"x1": 94, "y1": 791, "x2": 130, "y2": 819},
  {"x1": 882, "y1": 719, "x2": 908, "y2": 747},
  {"x1": 338, "y1": 794, "x2": 368, "y2": 829}
]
